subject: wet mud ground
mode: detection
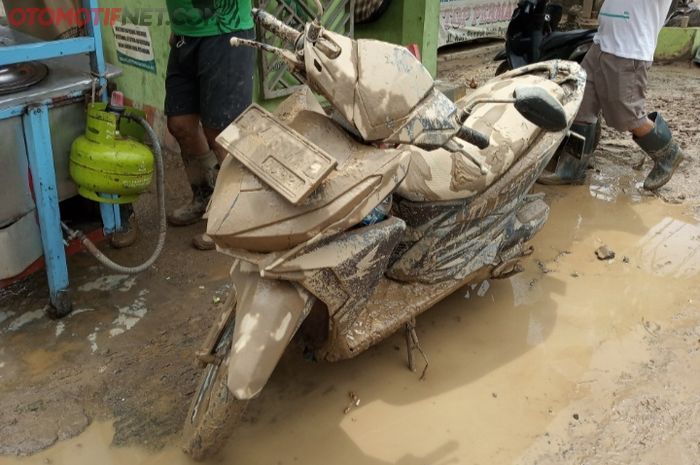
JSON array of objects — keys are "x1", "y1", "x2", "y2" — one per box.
[{"x1": 1, "y1": 51, "x2": 700, "y2": 464}]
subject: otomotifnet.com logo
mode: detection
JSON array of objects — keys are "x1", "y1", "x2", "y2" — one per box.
[{"x1": 6, "y1": 7, "x2": 221, "y2": 28}]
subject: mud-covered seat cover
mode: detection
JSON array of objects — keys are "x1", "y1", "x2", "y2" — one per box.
[{"x1": 396, "y1": 74, "x2": 565, "y2": 202}]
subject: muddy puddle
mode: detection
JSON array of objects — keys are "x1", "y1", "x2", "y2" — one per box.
[{"x1": 2, "y1": 184, "x2": 699, "y2": 465}]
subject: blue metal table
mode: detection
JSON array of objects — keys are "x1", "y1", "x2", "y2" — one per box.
[{"x1": 0, "y1": 0, "x2": 119, "y2": 315}]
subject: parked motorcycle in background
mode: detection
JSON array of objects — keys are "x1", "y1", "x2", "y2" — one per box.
[
  {"x1": 494, "y1": 0, "x2": 596, "y2": 76},
  {"x1": 497, "y1": 0, "x2": 698, "y2": 74},
  {"x1": 495, "y1": 0, "x2": 600, "y2": 155},
  {"x1": 180, "y1": 2, "x2": 587, "y2": 460}
]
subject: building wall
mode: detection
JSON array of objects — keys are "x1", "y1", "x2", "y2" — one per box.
[{"x1": 98, "y1": 0, "x2": 175, "y2": 150}]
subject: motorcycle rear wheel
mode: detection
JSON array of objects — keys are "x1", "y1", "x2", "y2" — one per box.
[{"x1": 182, "y1": 300, "x2": 248, "y2": 461}]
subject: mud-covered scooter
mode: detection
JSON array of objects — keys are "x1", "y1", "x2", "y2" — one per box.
[{"x1": 181, "y1": 3, "x2": 587, "y2": 460}]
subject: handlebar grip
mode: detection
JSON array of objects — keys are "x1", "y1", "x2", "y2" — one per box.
[
  {"x1": 252, "y1": 8, "x2": 302, "y2": 45},
  {"x1": 457, "y1": 126, "x2": 490, "y2": 150}
]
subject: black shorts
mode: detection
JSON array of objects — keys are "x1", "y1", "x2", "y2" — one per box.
[{"x1": 165, "y1": 29, "x2": 255, "y2": 131}]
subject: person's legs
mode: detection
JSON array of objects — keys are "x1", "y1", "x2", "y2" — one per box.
[
  {"x1": 198, "y1": 29, "x2": 255, "y2": 135},
  {"x1": 166, "y1": 115, "x2": 219, "y2": 226},
  {"x1": 633, "y1": 112, "x2": 685, "y2": 190},
  {"x1": 168, "y1": 114, "x2": 209, "y2": 156},
  {"x1": 190, "y1": 29, "x2": 255, "y2": 251},
  {"x1": 202, "y1": 127, "x2": 228, "y2": 164},
  {"x1": 165, "y1": 36, "x2": 220, "y2": 228},
  {"x1": 598, "y1": 55, "x2": 684, "y2": 191},
  {"x1": 631, "y1": 118, "x2": 655, "y2": 138}
]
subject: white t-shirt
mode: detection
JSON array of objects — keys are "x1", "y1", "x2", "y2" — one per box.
[{"x1": 594, "y1": 0, "x2": 673, "y2": 62}]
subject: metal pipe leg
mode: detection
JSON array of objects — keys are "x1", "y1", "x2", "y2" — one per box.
[
  {"x1": 405, "y1": 317, "x2": 429, "y2": 380},
  {"x1": 99, "y1": 194, "x2": 121, "y2": 234},
  {"x1": 24, "y1": 105, "x2": 72, "y2": 318},
  {"x1": 405, "y1": 320, "x2": 416, "y2": 372}
]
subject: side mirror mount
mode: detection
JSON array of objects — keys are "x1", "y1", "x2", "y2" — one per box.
[{"x1": 513, "y1": 86, "x2": 568, "y2": 132}]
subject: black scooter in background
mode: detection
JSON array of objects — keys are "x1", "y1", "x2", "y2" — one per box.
[
  {"x1": 495, "y1": 0, "x2": 601, "y2": 153},
  {"x1": 494, "y1": 0, "x2": 597, "y2": 75}
]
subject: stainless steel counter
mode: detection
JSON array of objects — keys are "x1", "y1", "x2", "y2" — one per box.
[
  {"x1": 0, "y1": 25, "x2": 121, "y2": 110},
  {"x1": 0, "y1": 24, "x2": 122, "y2": 283}
]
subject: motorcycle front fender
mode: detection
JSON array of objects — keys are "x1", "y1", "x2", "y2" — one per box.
[{"x1": 227, "y1": 262, "x2": 313, "y2": 400}]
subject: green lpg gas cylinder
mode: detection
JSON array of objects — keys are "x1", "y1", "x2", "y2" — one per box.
[{"x1": 70, "y1": 103, "x2": 154, "y2": 204}]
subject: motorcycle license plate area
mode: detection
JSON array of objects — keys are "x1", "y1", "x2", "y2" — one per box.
[{"x1": 216, "y1": 105, "x2": 337, "y2": 205}]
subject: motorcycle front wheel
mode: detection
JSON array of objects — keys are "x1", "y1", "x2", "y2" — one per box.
[{"x1": 182, "y1": 296, "x2": 248, "y2": 461}]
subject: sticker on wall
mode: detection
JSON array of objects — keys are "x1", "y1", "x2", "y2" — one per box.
[{"x1": 112, "y1": 23, "x2": 157, "y2": 74}]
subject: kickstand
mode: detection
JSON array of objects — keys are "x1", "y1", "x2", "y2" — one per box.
[{"x1": 405, "y1": 317, "x2": 429, "y2": 380}]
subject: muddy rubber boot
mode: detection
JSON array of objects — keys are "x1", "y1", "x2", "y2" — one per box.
[
  {"x1": 538, "y1": 122, "x2": 597, "y2": 185},
  {"x1": 167, "y1": 151, "x2": 218, "y2": 227},
  {"x1": 634, "y1": 112, "x2": 685, "y2": 191},
  {"x1": 192, "y1": 233, "x2": 215, "y2": 251}
]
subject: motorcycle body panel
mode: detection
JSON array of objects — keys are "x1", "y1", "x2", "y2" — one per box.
[
  {"x1": 226, "y1": 261, "x2": 314, "y2": 400},
  {"x1": 396, "y1": 65, "x2": 578, "y2": 202},
  {"x1": 209, "y1": 102, "x2": 412, "y2": 253},
  {"x1": 323, "y1": 194, "x2": 548, "y2": 361},
  {"x1": 303, "y1": 30, "x2": 437, "y2": 143}
]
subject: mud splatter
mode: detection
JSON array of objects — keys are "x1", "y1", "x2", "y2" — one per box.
[
  {"x1": 0, "y1": 310, "x2": 16, "y2": 325},
  {"x1": 55, "y1": 322, "x2": 65, "y2": 338},
  {"x1": 110, "y1": 291, "x2": 149, "y2": 337},
  {"x1": 78, "y1": 275, "x2": 137, "y2": 293},
  {"x1": 87, "y1": 331, "x2": 99, "y2": 353},
  {"x1": 6, "y1": 309, "x2": 45, "y2": 332}
]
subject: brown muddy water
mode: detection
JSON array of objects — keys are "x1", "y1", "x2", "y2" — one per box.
[{"x1": 2, "y1": 183, "x2": 699, "y2": 465}]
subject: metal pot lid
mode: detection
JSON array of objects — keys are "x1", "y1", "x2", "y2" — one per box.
[{"x1": 0, "y1": 62, "x2": 49, "y2": 95}]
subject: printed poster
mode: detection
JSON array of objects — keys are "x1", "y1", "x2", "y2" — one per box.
[{"x1": 112, "y1": 23, "x2": 157, "y2": 74}]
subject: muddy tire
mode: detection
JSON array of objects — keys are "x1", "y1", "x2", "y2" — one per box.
[
  {"x1": 182, "y1": 307, "x2": 248, "y2": 461},
  {"x1": 495, "y1": 61, "x2": 511, "y2": 76}
]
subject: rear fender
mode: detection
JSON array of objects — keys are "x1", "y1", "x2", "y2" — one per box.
[{"x1": 227, "y1": 262, "x2": 313, "y2": 400}]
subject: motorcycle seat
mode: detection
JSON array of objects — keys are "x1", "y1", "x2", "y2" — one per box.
[{"x1": 396, "y1": 73, "x2": 565, "y2": 202}]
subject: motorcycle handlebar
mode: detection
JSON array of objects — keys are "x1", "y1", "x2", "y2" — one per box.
[{"x1": 252, "y1": 8, "x2": 302, "y2": 46}]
